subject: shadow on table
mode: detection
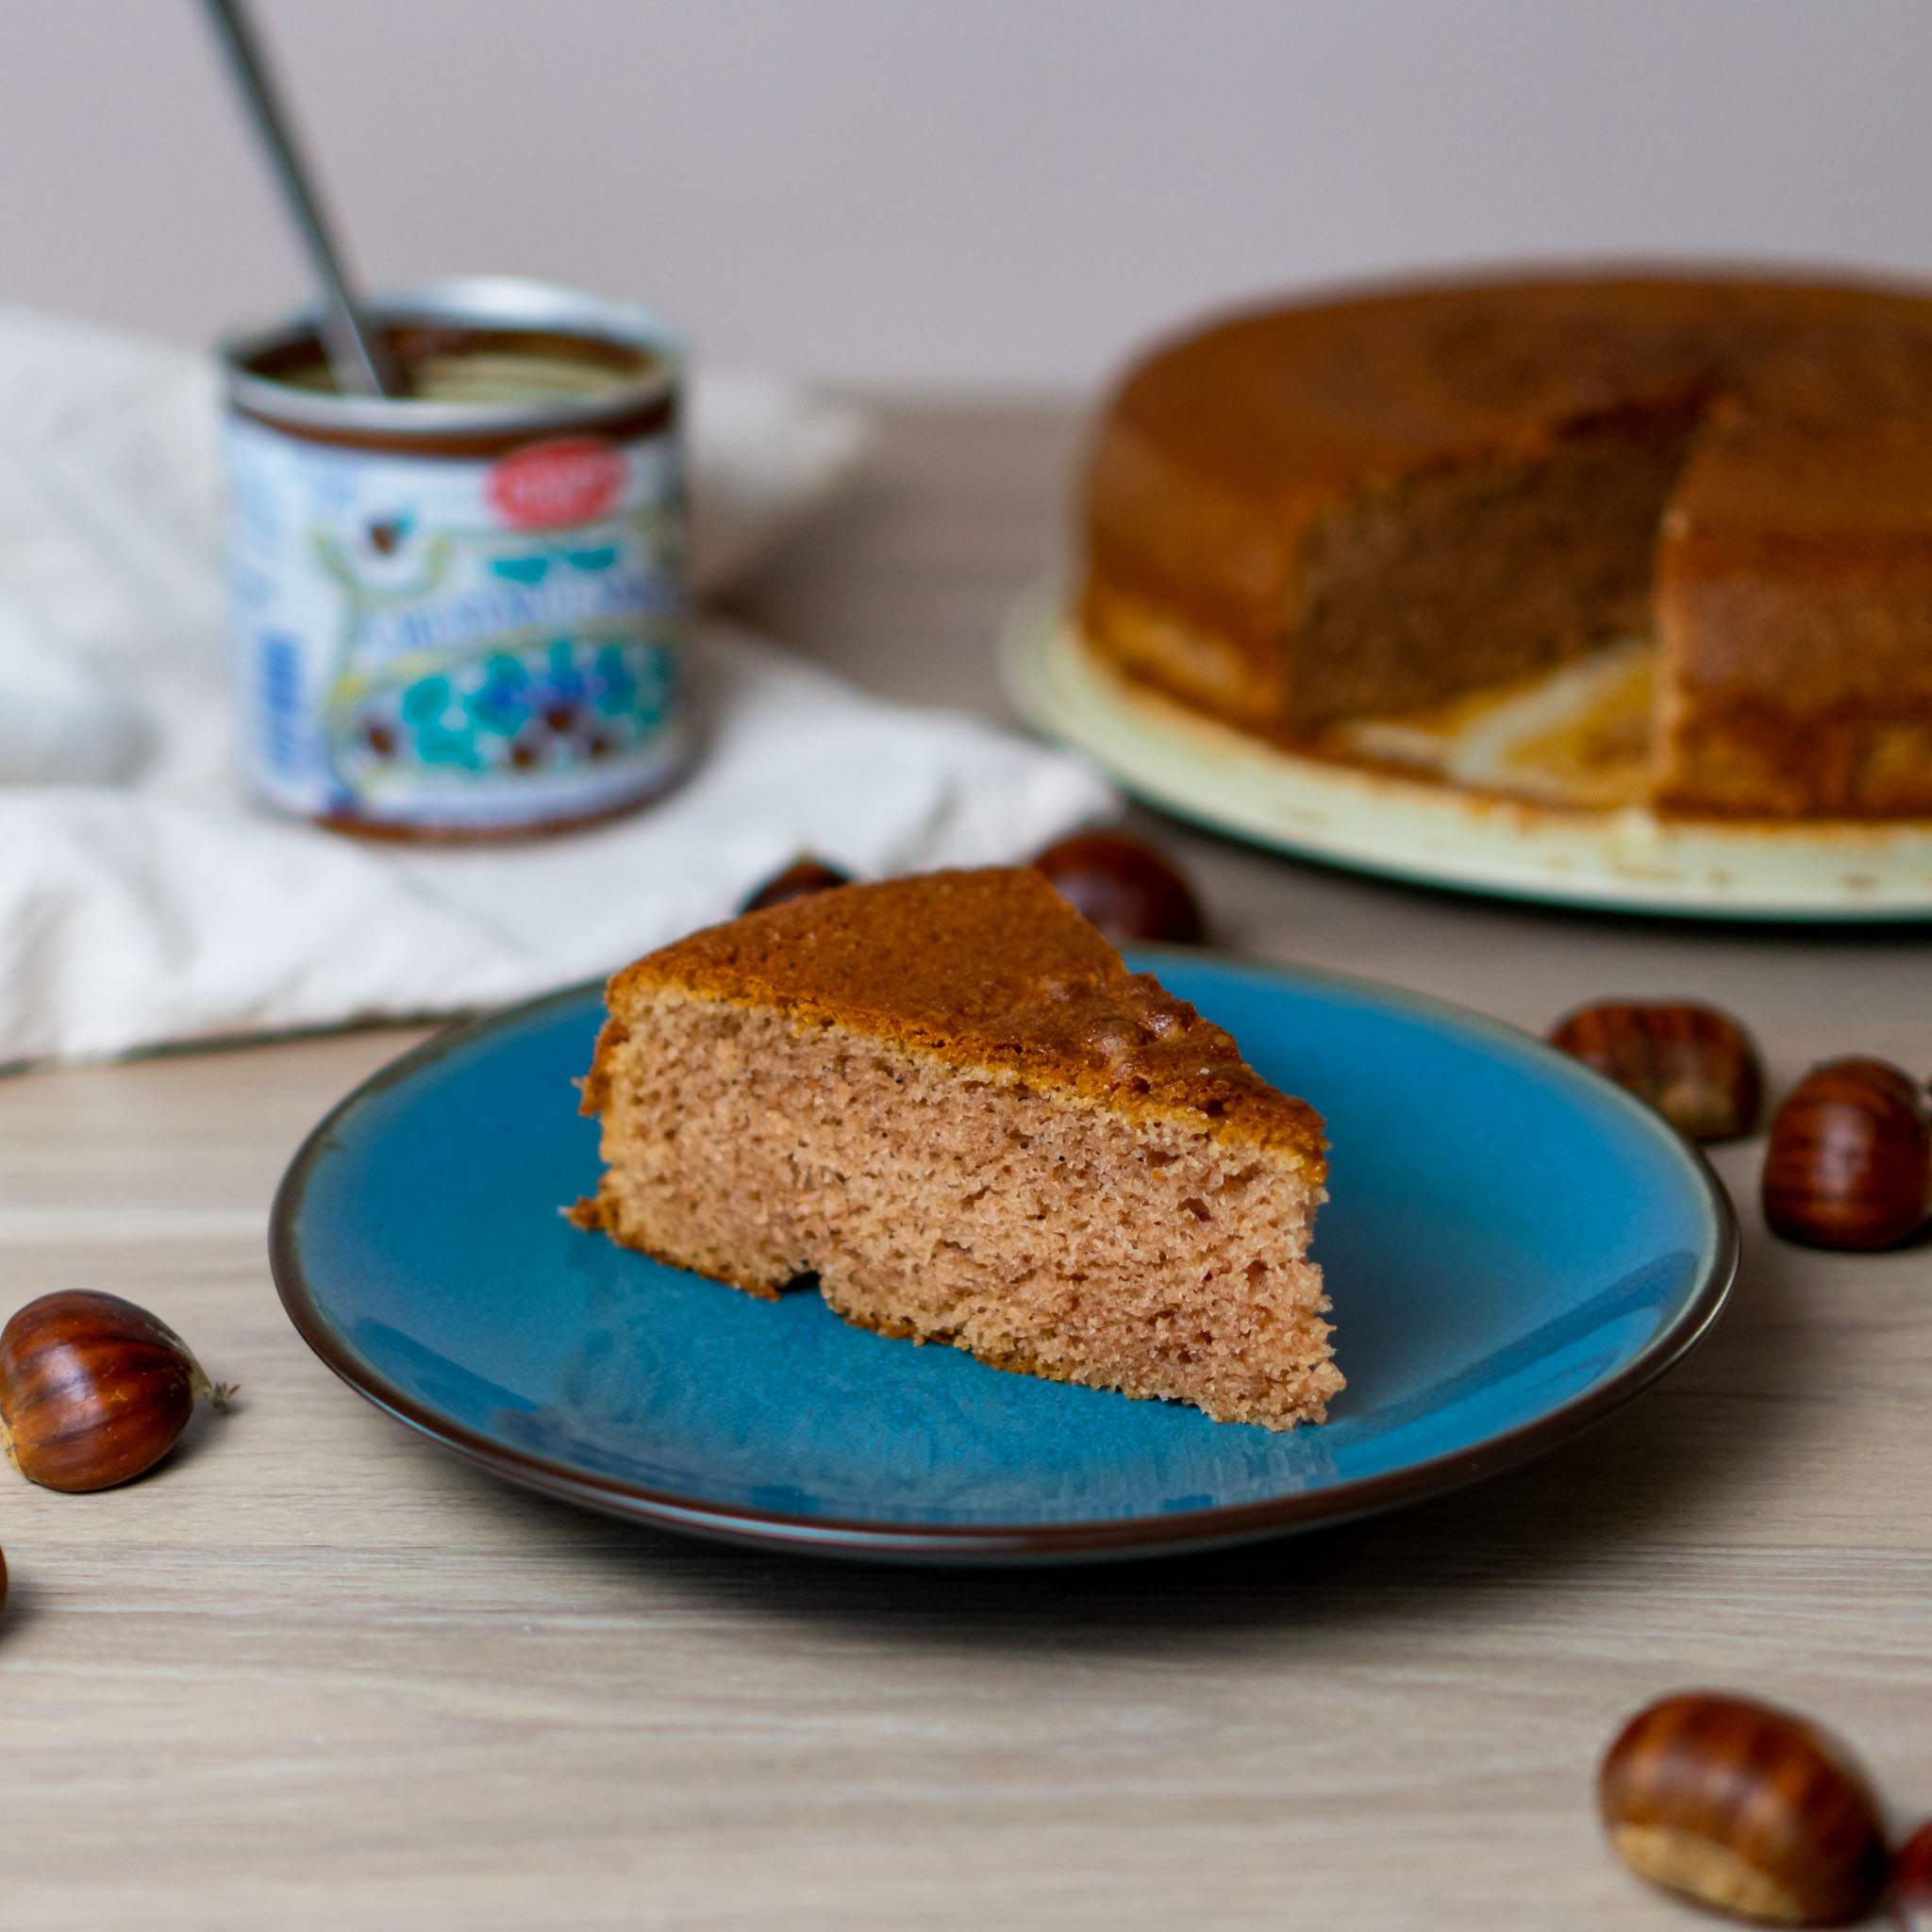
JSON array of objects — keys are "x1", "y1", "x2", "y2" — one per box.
[{"x1": 0, "y1": 1561, "x2": 47, "y2": 1645}]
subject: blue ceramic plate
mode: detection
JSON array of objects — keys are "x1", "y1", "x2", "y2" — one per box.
[{"x1": 271, "y1": 955, "x2": 1737, "y2": 1564}]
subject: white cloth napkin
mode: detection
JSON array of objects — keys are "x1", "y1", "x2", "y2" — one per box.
[{"x1": 0, "y1": 308, "x2": 1113, "y2": 1069}]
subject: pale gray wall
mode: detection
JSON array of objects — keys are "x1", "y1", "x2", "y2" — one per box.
[{"x1": 5, "y1": 0, "x2": 1930, "y2": 389}]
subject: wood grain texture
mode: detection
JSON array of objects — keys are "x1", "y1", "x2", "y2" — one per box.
[{"x1": 2, "y1": 401, "x2": 1929, "y2": 1930}]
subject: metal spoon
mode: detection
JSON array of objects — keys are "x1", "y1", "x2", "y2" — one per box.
[{"x1": 201, "y1": 0, "x2": 405, "y2": 397}]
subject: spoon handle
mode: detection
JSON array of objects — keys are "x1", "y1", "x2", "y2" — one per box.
[{"x1": 201, "y1": 0, "x2": 404, "y2": 397}]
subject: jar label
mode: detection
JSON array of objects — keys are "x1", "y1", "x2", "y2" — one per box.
[
  {"x1": 487, "y1": 437, "x2": 628, "y2": 528},
  {"x1": 225, "y1": 412, "x2": 688, "y2": 830}
]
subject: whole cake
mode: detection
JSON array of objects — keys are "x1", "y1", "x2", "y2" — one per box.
[
  {"x1": 1080, "y1": 269, "x2": 1932, "y2": 817},
  {"x1": 574, "y1": 868, "x2": 1340, "y2": 1430}
]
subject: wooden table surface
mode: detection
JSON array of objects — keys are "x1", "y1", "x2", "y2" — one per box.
[{"x1": 5, "y1": 403, "x2": 1929, "y2": 1931}]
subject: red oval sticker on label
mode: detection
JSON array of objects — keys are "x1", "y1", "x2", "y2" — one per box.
[{"x1": 488, "y1": 437, "x2": 625, "y2": 528}]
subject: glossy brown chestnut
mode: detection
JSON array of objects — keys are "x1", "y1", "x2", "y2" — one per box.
[
  {"x1": 0, "y1": 1291, "x2": 231, "y2": 1493},
  {"x1": 1762, "y1": 1058, "x2": 1932, "y2": 1251},
  {"x1": 738, "y1": 856, "x2": 853, "y2": 914},
  {"x1": 1892, "y1": 1820, "x2": 1932, "y2": 1929},
  {"x1": 1598, "y1": 1691, "x2": 1890, "y2": 1925},
  {"x1": 1548, "y1": 1000, "x2": 1763, "y2": 1142},
  {"x1": 1031, "y1": 829, "x2": 1206, "y2": 944}
]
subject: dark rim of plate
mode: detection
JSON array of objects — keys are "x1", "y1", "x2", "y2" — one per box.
[{"x1": 268, "y1": 953, "x2": 1741, "y2": 1564}]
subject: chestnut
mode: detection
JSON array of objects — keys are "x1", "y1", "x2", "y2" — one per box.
[
  {"x1": 1891, "y1": 1820, "x2": 1932, "y2": 1928},
  {"x1": 739, "y1": 856, "x2": 852, "y2": 914},
  {"x1": 0, "y1": 1291, "x2": 232, "y2": 1492},
  {"x1": 1548, "y1": 1000, "x2": 1763, "y2": 1142},
  {"x1": 1762, "y1": 1058, "x2": 1932, "y2": 1251},
  {"x1": 1031, "y1": 829, "x2": 1206, "y2": 944},
  {"x1": 1598, "y1": 1691, "x2": 1890, "y2": 1925}
]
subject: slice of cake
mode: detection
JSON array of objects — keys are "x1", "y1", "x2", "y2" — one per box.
[{"x1": 573, "y1": 868, "x2": 1340, "y2": 1429}]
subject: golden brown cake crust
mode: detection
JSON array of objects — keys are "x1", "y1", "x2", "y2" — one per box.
[
  {"x1": 591, "y1": 868, "x2": 1325, "y2": 1175},
  {"x1": 1082, "y1": 265, "x2": 1932, "y2": 818}
]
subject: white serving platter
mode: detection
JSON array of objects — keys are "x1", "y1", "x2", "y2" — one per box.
[{"x1": 1001, "y1": 587, "x2": 1932, "y2": 923}]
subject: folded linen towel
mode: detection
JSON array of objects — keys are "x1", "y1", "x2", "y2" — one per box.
[{"x1": 0, "y1": 307, "x2": 1112, "y2": 1067}]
